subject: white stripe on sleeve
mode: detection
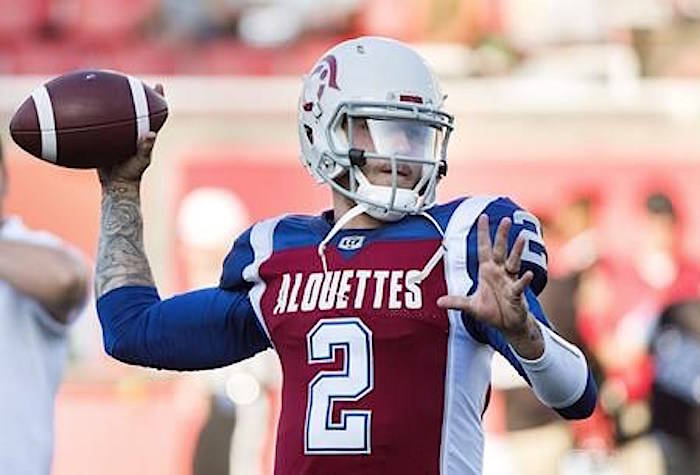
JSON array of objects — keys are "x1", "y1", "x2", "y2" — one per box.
[{"x1": 242, "y1": 216, "x2": 286, "y2": 347}]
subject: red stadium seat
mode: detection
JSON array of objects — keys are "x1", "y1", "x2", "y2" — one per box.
[
  {"x1": 177, "y1": 36, "x2": 349, "y2": 76},
  {"x1": 12, "y1": 40, "x2": 84, "y2": 74},
  {"x1": 59, "y1": 0, "x2": 159, "y2": 44},
  {"x1": 110, "y1": 41, "x2": 177, "y2": 74},
  {"x1": 179, "y1": 40, "x2": 274, "y2": 75},
  {"x1": 0, "y1": 0, "x2": 49, "y2": 45}
]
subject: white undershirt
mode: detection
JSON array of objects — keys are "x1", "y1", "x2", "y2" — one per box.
[{"x1": 0, "y1": 217, "x2": 73, "y2": 475}]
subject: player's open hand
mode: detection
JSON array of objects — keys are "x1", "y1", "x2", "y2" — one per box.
[
  {"x1": 437, "y1": 214, "x2": 534, "y2": 338},
  {"x1": 98, "y1": 84, "x2": 164, "y2": 188}
]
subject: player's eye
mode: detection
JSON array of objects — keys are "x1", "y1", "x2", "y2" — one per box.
[{"x1": 404, "y1": 124, "x2": 423, "y2": 141}]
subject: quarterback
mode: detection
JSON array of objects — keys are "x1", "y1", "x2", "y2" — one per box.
[{"x1": 95, "y1": 37, "x2": 596, "y2": 474}]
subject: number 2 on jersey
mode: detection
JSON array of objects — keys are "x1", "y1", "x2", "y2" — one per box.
[
  {"x1": 513, "y1": 210, "x2": 547, "y2": 272},
  {"x1": 304, "y1": 317, "x2": 374, "y2": 455}
]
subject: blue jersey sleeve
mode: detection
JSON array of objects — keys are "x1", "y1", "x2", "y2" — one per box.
[
  {"x1": 467, "y1": 197, "x2": 548, "y2": 295},
  {"x1": 97, "y1": 285, "x2": 271, "y2": 370},
  {"x1": 96, "y1": 225, "x2": 274, "y2": 371},
  {"x1": 220, "y1": 226, "x2": 255, "y2": 290}
]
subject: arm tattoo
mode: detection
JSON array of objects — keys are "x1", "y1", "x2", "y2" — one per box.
[
  {"x1": 95, "y1": 182, "x2": 155, "y2": 297},
  {"x1": 505, "y1": 314, "x2": 545, "y2": 360}
]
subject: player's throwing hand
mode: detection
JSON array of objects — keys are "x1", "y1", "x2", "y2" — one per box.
[
  {"x1": 437, "y1": 214, "x2": 535, "y2": 339},
  {"x1": 98, "y1": 84, "x2": 164, "y2": 188}
]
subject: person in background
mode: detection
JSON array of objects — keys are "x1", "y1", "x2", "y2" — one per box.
[
  {"x1": 633, "y1": 192, "x2": 700, "y2": 309},
  {"x1": 650, "y1": 299, "x2": 700, "y2": 475},
  {"x1": 577, "y1": 190, "x2": 700, "y2": 474},
  {"x1": 0, "y1": 136, "x2": 89, "y2": 474},
  {"x1": 602, "y1": 192, "x2": 700, "y2": 435}
]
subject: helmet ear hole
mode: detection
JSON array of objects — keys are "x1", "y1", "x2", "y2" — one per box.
[{"x1": 304, "y1": 125, "x2": 314, "y2": 145}]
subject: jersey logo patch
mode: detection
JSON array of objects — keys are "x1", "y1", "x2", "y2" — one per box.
[{"x1": 338, "y1": 235, "x2": 366, "y2": 251}]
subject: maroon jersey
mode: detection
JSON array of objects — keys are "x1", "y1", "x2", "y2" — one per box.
[{"x1": 220, "y1": 196, "x2": 550, "y2": 474}]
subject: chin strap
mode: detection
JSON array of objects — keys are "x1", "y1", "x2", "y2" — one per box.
[
  {"x1": 318, "y1": 203, "x2": 447, "y2": 289},
  {"x1": 405, "y1": 211, "x2": 446, "y2": 286},
  {"x1": 317, "y1": 203, "x2": 369, "y2": 274}
]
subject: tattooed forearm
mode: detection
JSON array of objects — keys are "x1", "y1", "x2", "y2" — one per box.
[
  {"x1": 95, "y1": 182, "x2": 155, "y2": 297},
  {"x1": 504, "y1": 314, "x2": 545, "y2": 360}
]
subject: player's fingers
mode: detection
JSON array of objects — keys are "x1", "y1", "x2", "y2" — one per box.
[
  {"x1": 512, "y1": 270, "x2": 534, "y2": 295},
  {"x1": 505, "y1": 234, "x2": 526, "y2": 275},
  {"x1": 133, "y1": 133, "x2": 157, "y2": 170},
  {"x1": 476, "y1": 214, "x2": 493, "y2": 262},
  {"x1": 492, "y1": 217, "x2": 511, "y2": 264},
  {"x1": 437, "y1": 295, "x2": 475, "y2": 312},
  {"x1": 137, "y1": 132, "x2": 157, "y2": 155},
  {"x1": 154, "y1": 83, "x2": 165, "y2": 97}
]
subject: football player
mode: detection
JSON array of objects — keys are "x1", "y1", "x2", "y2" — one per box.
[{"x1": 95, "y1": 37, "x2": 597, "y2": 474}]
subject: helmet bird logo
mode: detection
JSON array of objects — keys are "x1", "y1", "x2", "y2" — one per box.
[
  {"x1": 311, "y1": 55, "x2": 340, "y2": 100},
  {"x1": 302, "y1": 55, "x2": 340, "y2": 115}
]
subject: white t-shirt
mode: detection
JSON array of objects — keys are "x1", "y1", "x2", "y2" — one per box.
[{"x1": 0, "y1": 217, "x2": 82, "y2": 475}]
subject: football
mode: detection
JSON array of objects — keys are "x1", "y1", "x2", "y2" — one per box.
[{"x1": 9, "y1": 70, "x2": 168, "y2": 169}]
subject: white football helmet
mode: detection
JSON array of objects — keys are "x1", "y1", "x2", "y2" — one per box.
[{"x1": 298, "y1": 36, "x2": 454, "y2": 221}]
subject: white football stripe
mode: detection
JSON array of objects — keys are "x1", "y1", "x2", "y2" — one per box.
[
  {"x1": 127, "y1": 75, "x2": 150, "y2": 142},
  {"x1": 30, "y1": 86, "x2": 57, "y2": 163}
]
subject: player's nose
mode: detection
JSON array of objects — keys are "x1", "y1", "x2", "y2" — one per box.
[{"x1": 388, "y1": 131, "x2": 412, "y2": 155}]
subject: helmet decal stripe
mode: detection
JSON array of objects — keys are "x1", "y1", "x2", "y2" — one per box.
[
  {"x1": 399, "y1": 94, "x2": 424, "y2": 104},
  {"x1": 311, "y1": 55, "x2": 340, "y2": 97}
]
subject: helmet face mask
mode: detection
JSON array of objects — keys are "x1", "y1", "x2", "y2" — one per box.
[{"x1": 298, "y1": 37, "x2": 454, "y2": 221}]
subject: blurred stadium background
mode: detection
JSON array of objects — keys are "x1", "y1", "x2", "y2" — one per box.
[{"x1": 2, "y1": 1, "x2": 700, "y2": 474}]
